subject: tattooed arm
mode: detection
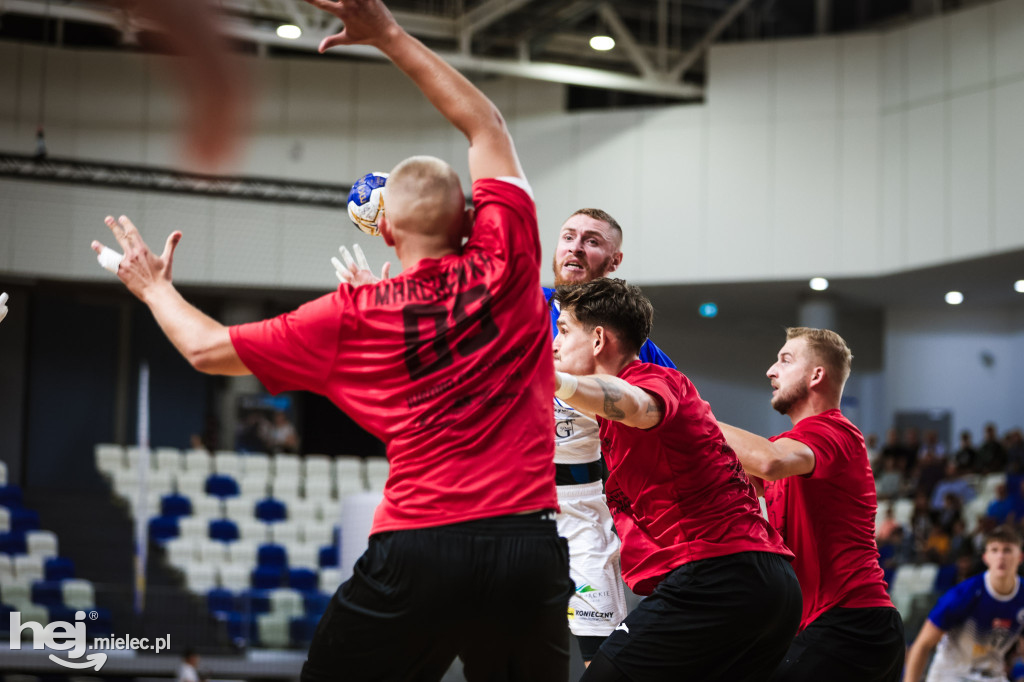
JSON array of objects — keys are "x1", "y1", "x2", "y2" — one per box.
[{"x1": 555, "y1": 373, "x2": 664, "y2": 430}]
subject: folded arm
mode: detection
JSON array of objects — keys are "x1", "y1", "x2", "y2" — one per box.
[
  {"x1": 555, "y1": 371, "x2": 663, "y2": 430},
  {"x1": 718, "y1": 423, "x2": 815, "y2": 481}
]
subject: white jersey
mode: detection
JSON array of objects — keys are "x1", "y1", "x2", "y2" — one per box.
[
  {"x1": 926, "y1": 572, "x2": 1024, "y2": 682},
  {"x1": 554, "y1": 397, "x2": 601, "y2": 464}
]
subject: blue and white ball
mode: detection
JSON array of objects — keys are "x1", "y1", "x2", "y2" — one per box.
[{"x1": 347, "y1": 171, "x2": 388, "y2": 236}]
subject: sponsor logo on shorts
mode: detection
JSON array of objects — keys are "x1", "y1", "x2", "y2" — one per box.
[
  {"x1": 567, "y1": 607, "x2": 575, "y2": 619},
  {"x1": 615, "y1": 623, "x2": 629, "y2": 634}
]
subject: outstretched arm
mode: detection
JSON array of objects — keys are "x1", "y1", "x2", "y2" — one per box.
[
  {"x1": 719, "y1": 423, "x2": 815, "y2": 481},
  {"x1": 904, "y1": 620, "x2": 944, "y2": 682},
  {"x1": 91, "y1": 216, "x2": 249, "y2": 376},
  {"x1": 301, "y1": 0, "x2": 522, "y2": 182},
  {"x1": 555, "y1": 371, "x2": 663, "y2": 430}
]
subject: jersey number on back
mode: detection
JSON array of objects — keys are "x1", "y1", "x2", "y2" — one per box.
[{"x1": 402, "y1": 285, "x2": 499, "y2": 380}]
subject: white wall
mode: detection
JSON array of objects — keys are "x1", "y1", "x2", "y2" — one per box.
[
  {"x1": 3, "y1": 0, "x2": 1024, "y2": 289},
  {"x1": 884, "y1": 306, "x2": 1024, "y2": 440}
]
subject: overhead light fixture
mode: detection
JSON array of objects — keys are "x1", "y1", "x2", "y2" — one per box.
[
  {"x1": 809, "y1": 277, "x2": 829, "y2": 291},
  {"x1": 945, "y1": 291, "x2": 964, "y2": 305},
  {"x1": 277, "y1": 24, "x2": 301, "y2": 39},
  {"x1": 590, "y1": 35, "x2": 615, "y2": 51},
  {"x1": 698, "y1": 302, "x2": 718, "y2": 318},
  {"x1": 1015, "y1": 280, "x2": 1024, "y2": 293}
]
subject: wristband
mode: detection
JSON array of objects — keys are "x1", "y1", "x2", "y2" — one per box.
[{"x1": 554, "y1": 371, "x2": 578, "y2": 400}]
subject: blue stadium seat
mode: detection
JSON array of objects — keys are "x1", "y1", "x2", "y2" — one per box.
[
  {"x1": 44, "y1": 557, "x2": 75, "y2": 581},
  {"x1": 32, "y1": 581, "x2": 64, "y2": 609},
  {"x1": 318, "y1": 545, "x2": 339, "y2": 568},
  {"x1": 209, "y1": 519, "x2": 240, "y2": 542},
  {"x1": 257, "y1": 543, "x2": 287, "y2": 569},
  {"x1": 206, "y1": 474, "x2": 240, "y2": 498},
  {"x1": 255, "y1": 498, "x2": 286, "y2": 523},
  {"x1": 303, "y1": 591, "x2": 332, "y2": 617},
  {"x1": 251, "y1": 566, "x2": 284, "y2": 590},
  {"x1": 207, "y1": 587, "x2": 236, "y2": 614},
  {"x1": 148, "y1": 515, "x2": 179, "y2": 543},
  {"x1": 161, "y1": 493, "x2": 193, "y2": 517},
  {"x1": 213, "y1": 609, "x2": 250, "y2": 646},
  {"x1": 10, "y1": 508, "x2": 40, "y2": 533},
  {"x1": 288, "y1": 568, "x2": 318, "y2": 592},
  {"x1": 289, "y1": 614, "x2": 321, "y2": 647},
  {"x1": 239, "y1": 588, "x2": 273, "y2": 615},
  {"x1": 0, "y1": 531, "x2": 27, "y2": 554},
  {"x1": 0, "y1": 485, "x2": 22, "y2": 508}
]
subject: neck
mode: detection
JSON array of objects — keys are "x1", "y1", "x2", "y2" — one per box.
[
  {"x1": 595, "y1": 353, "x2": 639, "y2": 378},
  {"x1": 394, "y1": 234, "x2": 460, "y2": 270},
  {"x1": 989, "y1": 570, "x2": 1017, "y2": 596},
  {"x1": 787, "y1": 391, "x2": 841, "y2": 426}
]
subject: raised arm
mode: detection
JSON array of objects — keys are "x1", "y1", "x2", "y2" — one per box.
[
  {"x1": 303, "y1": 0, "x2": 522, "y2": 182},
  {"x1": 555, "y1": 371, "x2": 663, "y2": 430},
  {"x1": 91, "y1": 216, "x2": 249, "y2": 376},
  {"x1": 719, "y1": 423, "x2": 815, "y2": 481}
]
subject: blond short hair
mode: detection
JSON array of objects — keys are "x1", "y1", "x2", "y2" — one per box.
[
  {"x1": 786, "y1": 327, "x2": 853, "y2": 388},
  {"x1": 386, "y1": 155, "x2": 463, "y2": 236}
]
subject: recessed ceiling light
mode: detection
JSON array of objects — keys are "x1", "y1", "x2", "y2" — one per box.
[
  {"x1": 1015, "y1": 279, "x2": 1024, "y2": 293},
  {"x1": 277, "y1": 24, "x2": 301, "y2": 39},
  {"x1": 590, "y1": 35, "x2": 615, "y2": 51},
  {"x1": 698, "y1": 302, "x2": 718, "y2": 318},
  {"x1": 809, "y1": 277, "x2": 829, "y2": 291},
  {"x1": 945, "y1": 291, "x2": 964, "y2": 305}
]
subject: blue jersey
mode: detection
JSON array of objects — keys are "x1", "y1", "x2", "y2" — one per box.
[
  {"x1": 926, "y1": 572, "x2": 1024, "y2": 681},
  {"x1": 543, "y1": 287, "x2": 675, "y2": 369}
]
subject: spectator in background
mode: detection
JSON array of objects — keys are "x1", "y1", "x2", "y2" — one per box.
[
  {"x1": 987, "y1": 484, "x2": 1014, "y2": 525},
  {"x1": 979, "y1": 423, "x2": 1008, "y2": 474},
  {"x1": 954, "y1": 430, "x2": 978, "y2": 473},
  {"x1": 866, "y1": 432, "x2": 881, "y2": 470},
  {"x1": 921, "y1": 429, "x2": 948, "y2": 461},
  {"x1": 916, "y1": 449, "x2": 947, "y2": 502},
  {"x1": 876, "y1": 456, "x2": 905, "y2": 501},
  {"x1": 935, "y1": 492, "x2": 964, "y2": 536},
  {"x1": 881, "y1": 428, "x2": 912, "y2": 474},
  {"x1": 1006, "y1": 429, "x2": 1024, "y2": 474},
  {"x1": 269, "y1": 411, "x2": 299, "y2": 454},
  {"x1": 235, "y1": 411, "x2": 270, "y2": 453},
  {"x1": 905, "y1": 426, "x2": 923, "y2": 473},
  {"x1": 177, "y1": 648, "x2": 202, "y2": 682},
  {"x1": 931, "y1": 461, "x2": 977, "y2": 512},
  {"x1": 876, "y1": 503, "x2": 902, "y2": 543}
]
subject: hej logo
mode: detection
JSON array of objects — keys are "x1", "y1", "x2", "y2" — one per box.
[{"x1": 9, "y1": 610, "x2": 107, "y2": 671}]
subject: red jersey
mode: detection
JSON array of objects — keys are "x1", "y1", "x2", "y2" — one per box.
[
  {"x1": 767, "y1": 409, "x2": 894, "y2": 630},
  {"x1": 230, "y1": 178, "x2": 557, "y2": 534},
  {"x1": 598, "y1": 362, "x2": 793, "y2": 595}
]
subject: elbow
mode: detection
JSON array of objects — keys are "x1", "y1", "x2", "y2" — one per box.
[
  {"x1": 187, "y1": 344, "x2": 224, "y2": 375},
  {"x1": 751, "y1": 451, "x2": 787, "y2": 482}
]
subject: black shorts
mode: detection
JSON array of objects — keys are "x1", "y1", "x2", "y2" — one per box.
[
  {"x1": 300, "y1": 512, "x2": 574, "y2": 682},
  {"x1": 768, "y1": 606, "x2": 905, "y2": 682},
  {"x1": 583, "y1": 551, "x2": 802, "y2": 682}
]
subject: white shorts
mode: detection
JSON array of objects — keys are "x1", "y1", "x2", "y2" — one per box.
[{"x1": 556, "y1": 479, "x2": 628, "y2": 637}]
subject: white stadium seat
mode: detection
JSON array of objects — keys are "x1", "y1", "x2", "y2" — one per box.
[
  {"x1": 62, "y1": 579, "x2": 96, "y2": 609},
  {"x1": 214, "y1": 451, "x2": 243, "y2": 477},
  {"x1": 26, "y1": 530, "x2": 59, "y2": 559},
  {"x1": 273, "y1": 454, "x2": 302, "y2": 478},
  {"x1": 242, "y1": 453, "x2": 271, "y2": 478},
  {"x1": 183, "y1": 450, "x2": 213, "y2": 475},
  {"x1": 304, "y1": 456, "x2": 332, "y2": 480}
]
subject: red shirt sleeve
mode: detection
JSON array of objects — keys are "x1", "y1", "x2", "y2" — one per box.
[
  {"x1": 228, "y1": 289, "x2": 355, "y2": 395},
  {"x1": 774, "y1": 414, "x2": 847, "y2": 479},
  {"x1": 466, "y1": 178, "x2": 541, "y2": 268}
]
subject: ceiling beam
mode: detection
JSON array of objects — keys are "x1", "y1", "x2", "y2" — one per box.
[
  {"x1": 596, "y1": 3, "x2": 656, "y2": 78},
  {"x1": 669, "y1": 0, "x2": 756, "y2": 80}
]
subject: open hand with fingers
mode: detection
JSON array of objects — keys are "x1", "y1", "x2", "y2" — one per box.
[
  {"x1": 91, "y1": 216, "x2": 183, "y2": 303},
  {"x1": 332, "y1": 243, "x2": 390, "y2": 286},
  {"x1": 299, "y1": 0, "x2": 400, "y2": 52}
]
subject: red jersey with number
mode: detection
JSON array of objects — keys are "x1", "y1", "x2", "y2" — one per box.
[
  {"x1": 598, "y1": 362, "x2": 793, "y2": 595},
  {"x1": 230, "y1": 178, "x2": 557, "y2": 534},
  {"x1": 767, "y1": 409, "x2": 893, "y2": 630}
]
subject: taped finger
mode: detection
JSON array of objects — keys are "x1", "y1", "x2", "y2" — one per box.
[{"x1": 97, "y1": 246, "x2": 125, "y2": 274}]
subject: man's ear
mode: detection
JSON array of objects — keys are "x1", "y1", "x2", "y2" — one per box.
[
  {"x1": 809, "y1": 365, "x2": 826, "y2": 389},
  {"x1": 592, "y1": 325, "x2": 606, "y2": 356},
  {"x1": 379, "y1": 215, "x2": 395, "y2": 247},
  {"x1": 606, "y1": 250, "x2": 623, "y2": 273}
]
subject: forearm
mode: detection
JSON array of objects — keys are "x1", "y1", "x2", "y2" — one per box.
[
  {"x1": 142, "y1": 283, "x2": 249, "y2": 376},
  {"x1": 720, "y1": 423, "x2": 775, "y2": 478},
  {"x1": 557, "y1": 373, "x2": 661, "y2": 429},
  {"x1": 903, "y1": 643, "x2": 931, "y2": 682}
]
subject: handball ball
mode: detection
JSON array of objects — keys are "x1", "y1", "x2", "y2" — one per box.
[{"x1": 347, "y1": 171, "x2": 388, "y2": 236}]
